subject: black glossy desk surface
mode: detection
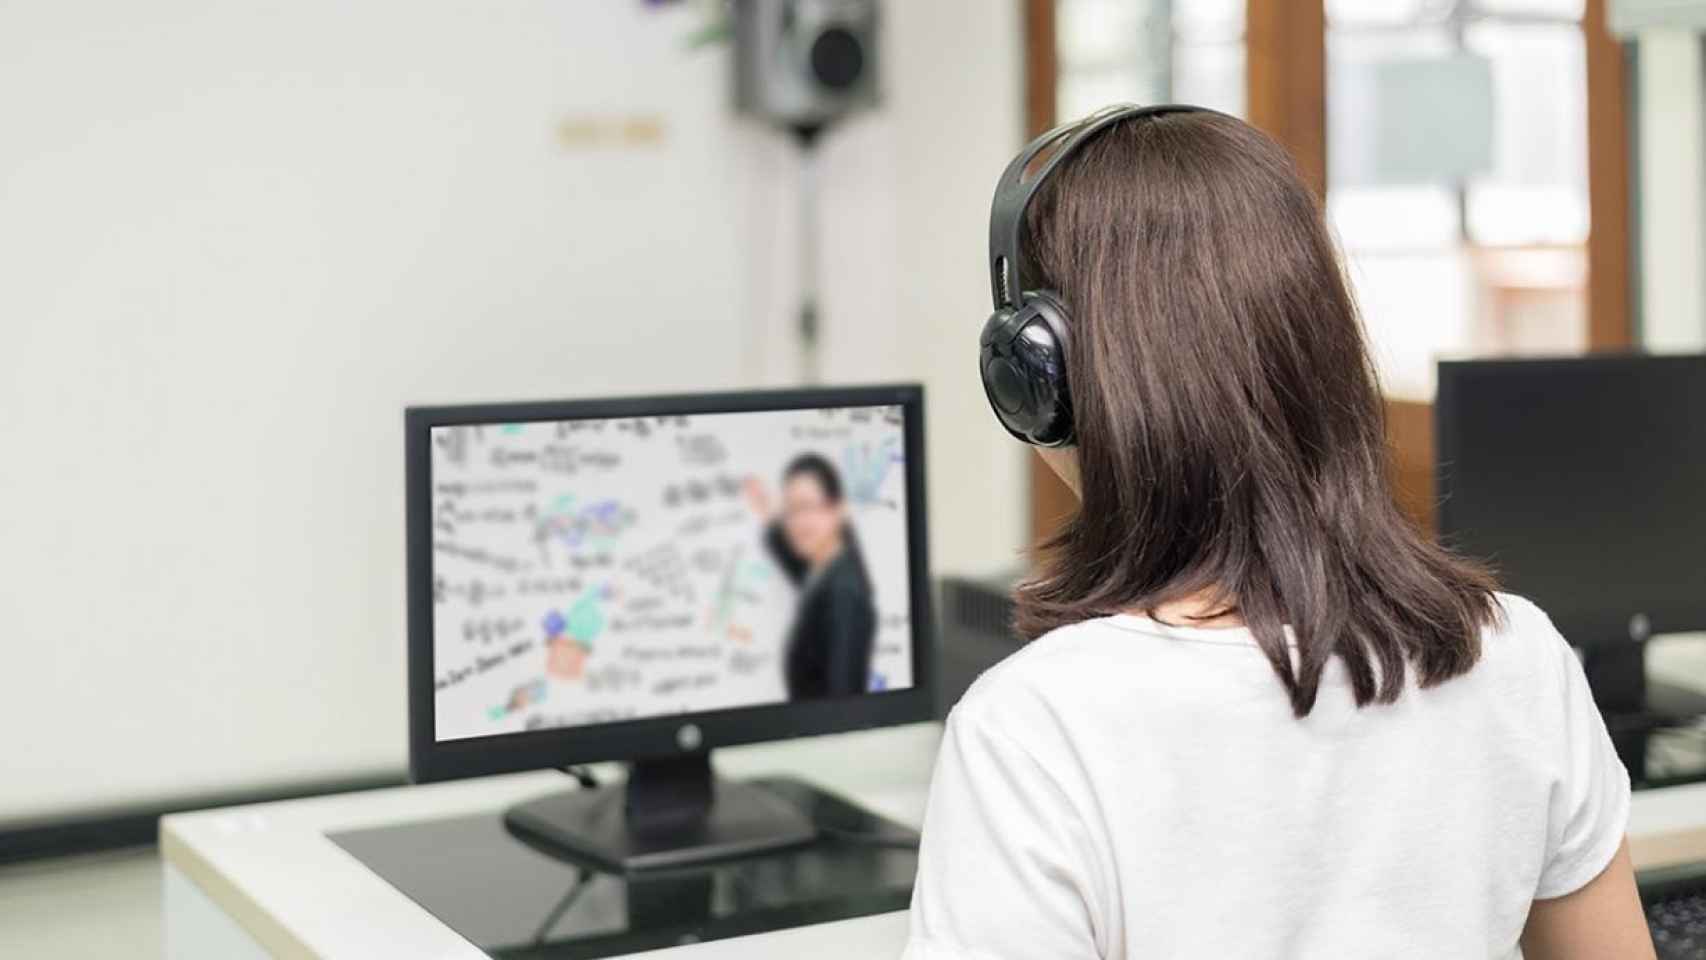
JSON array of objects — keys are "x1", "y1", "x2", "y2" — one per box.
[{"x1": 329, "y1": 777, "x2": 918, "y2": 959}]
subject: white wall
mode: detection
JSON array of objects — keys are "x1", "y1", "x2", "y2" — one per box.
[
  {"x1": 0, "y1": 0, "x2": 1024, "y2": 822},
  {"x1": 889, "y1": 0, "x2": 1028, "y2": 575},
  {"x1": 1634, "y1": 30, "x2": 1706, "y2": 351}
]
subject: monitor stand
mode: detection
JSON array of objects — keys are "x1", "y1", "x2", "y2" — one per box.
[{"x1": 502, "y1": 753, "x2": 817, "y2": 873}]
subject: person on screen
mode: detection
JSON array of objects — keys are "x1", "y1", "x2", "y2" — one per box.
[{"x1": 744, "y1": 454, "x2": 877, "y2": 700}]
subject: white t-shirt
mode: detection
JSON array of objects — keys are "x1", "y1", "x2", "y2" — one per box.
[{"x1": 904, "y1": 593, "x2": 1630, "y2": 959}]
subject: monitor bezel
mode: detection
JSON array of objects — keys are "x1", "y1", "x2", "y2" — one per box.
[
  {"x1": 1435, "y1": 352, "x2": 1706, "y2": 645},
  {"x1": 406, "y1": 384, "x2": 935, "y2": 784}
]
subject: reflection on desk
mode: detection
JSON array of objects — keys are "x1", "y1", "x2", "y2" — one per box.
[{"x1": 329, "y1": 777, "x2": 918, "y2": 959}]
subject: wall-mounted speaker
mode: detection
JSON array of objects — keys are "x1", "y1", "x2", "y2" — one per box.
[{"x1": 733, "y1": 0, "x2": 880, "y2": 132}]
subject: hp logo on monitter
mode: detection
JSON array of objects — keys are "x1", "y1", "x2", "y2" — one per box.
[{"x1": 676, "y1": 723, "x2": 703, "y2": 752}]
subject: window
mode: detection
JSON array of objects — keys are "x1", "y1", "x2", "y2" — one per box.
[
  {"x1": 1327, "y1": 0, "x2": 1590, "y2": 399},
  {"x1": 1055, "y1": 0, "x2": 1246, "y2": 122}
]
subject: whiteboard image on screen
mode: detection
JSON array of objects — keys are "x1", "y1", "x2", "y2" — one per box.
[{"x1": 430, "y1": 404, "x2": 913, "y2": 742}]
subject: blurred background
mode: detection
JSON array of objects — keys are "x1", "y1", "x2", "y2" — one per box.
[{"x1": 1, "y1": 0, "x2": 1703, "y2": 955}]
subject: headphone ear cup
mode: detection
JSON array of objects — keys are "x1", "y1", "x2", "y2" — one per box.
[
  {"x1": 979, "y1": 308, "x2": 1029, "y2": 416},
  {"x1": 978, "y1": 291, "x2": 1075, "y2": 447}
]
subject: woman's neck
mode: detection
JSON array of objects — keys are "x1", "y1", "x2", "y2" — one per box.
[{"x1": 1140, "y1": 589, "x2": 1245, "y2": 630}]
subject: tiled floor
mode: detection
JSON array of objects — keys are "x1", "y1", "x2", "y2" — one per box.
[{"x1": 0, "y1": 847, "x2": 162, "y2": 958}]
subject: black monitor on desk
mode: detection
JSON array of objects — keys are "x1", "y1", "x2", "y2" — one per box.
[
  {"x1": 405, "y1": 385, "x2": 934, "y2": 871},
  {"x1": 1436, "y1": 354, "x2": 1706, "y2": 782}
]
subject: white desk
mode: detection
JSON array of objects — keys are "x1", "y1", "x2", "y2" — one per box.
[
  {"x1": 161, "y1": 724, "x2": 941, "y2": 960},
  {"x1": 163, "y1": 721, "x2": 1706, "y2": 960}
]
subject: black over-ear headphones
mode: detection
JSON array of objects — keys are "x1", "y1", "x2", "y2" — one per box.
[{"x1": 980, "y1": 103, "x2": 1211, "y2": 447}]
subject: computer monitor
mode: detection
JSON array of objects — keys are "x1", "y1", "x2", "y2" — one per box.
[
  {"x1": 406, "y1": 385, "x2": 934, "y2": 870},
  {"x1": 1435, "y1": 355, "x2": 1706, "y2": 648}
]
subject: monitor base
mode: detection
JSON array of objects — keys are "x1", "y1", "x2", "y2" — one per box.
[
  {"x1": 503, "y1": 753, "x2": 817, "y2": 873},
  {"x1": 332, "y1": 775, "x2": 918, "y2": 957}
]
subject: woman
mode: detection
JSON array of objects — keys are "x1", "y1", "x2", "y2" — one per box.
[
  {"x1": 746, "y1": 453, "x2": 877, "y2": 700},
  {"x1": 904, "y1": 108, "x2": 1651, "y2": 958}
]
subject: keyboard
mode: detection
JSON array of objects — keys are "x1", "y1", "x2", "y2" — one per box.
[{"x1": 1642, "y1": 861, "x2": 1706, "y2": 960}]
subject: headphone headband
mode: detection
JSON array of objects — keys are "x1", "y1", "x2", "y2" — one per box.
[{"x1": 987, "y1": 103, "x2": 1209, "y2": 310}]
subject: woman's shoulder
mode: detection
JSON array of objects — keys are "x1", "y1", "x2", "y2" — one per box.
[
  {"x1": 949, "y1": 617, "x2": 1135, "y2": 728},
  {"x1": 1426, "y1": 591, "x2": 1585, "y2": 711},
  {"x1": 1478, "y1": 591, "x2": 1573, "y2": 666},
  {"x1": 1488, "y1": 590, "x2": 1549, "y2": 628}
]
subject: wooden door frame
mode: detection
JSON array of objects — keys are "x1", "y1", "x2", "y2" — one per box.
[
  {"x1": 1246, "y1": 0, "x2": 1327, "y2": 198},
  {"x1": 1585, "y1": 0, "x2": 1634, "y2": 351}
]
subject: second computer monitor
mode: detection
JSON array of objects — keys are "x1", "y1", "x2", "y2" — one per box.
[{"x1": 1435, "y1": 354, "x2": 1706, "y2": 647}]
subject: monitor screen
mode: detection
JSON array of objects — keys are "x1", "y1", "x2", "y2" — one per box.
[
  {"x1": 1436, "y1": 355, "x2": 1706, "y2": 645},
  {"x1": 427, "y1": 402, "x2": 916, "y2": 743}
]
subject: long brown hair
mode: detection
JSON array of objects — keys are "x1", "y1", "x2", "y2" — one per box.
[{"x1": 1014, "y1": 109, "x2": 1499, "y2": 717}]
